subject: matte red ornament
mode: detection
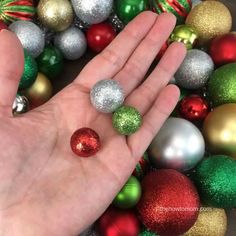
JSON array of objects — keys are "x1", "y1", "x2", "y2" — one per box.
[
  {"x1": 0, "y1": 20, "x2": 7, "y2": 30},
  {"x1": 70, "y1": 128, "x2": 101, "y2": 157},
  {"x1": 137, "y1": 170, "x2": 200, "y2": 236},
  {"x1": 87, "y1": 23, "x2": 116, "y2": 53},
  {"x1": 209, "y1": 33, "x2": 236, "y2": 67},
  {"x1": 97, "y1": 207, "x2": 141, "y2": 236}
]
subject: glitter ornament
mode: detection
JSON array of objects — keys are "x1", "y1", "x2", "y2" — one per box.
[
  {"x1": 71, "y1": 0, "x2": 113, "y2": 25},
  {"x1": 70, "y1": 128, "x2": 101, "y2": 158},
  {"x1": 192, "y1": 155, "x2": 236, "y2": 208},
  {"x1": 9, "y1": 20, "x2": 45, "y2": 58},
  {"x1": 149, "y1": 118, "x2": 205, "y2": 172},
  {"x1": 109, "y1": 13, "x2": 124, "y2": 32},
  {"x1": 175, "y1": 49, "x2": 214, "y2": 90},
  {"x1": 112, "y1": 106, "x2": 142, "y2": 135},
  {"x1": 12, "y1": 94, "x2": 29, "y2": 115},
  {"x1": 137, "y1": 170, "x2": 200, "y2": 235},
  {"x1": 90, "y1": 79, "x2": 124, "y2": 113},
  {"x1": 132, "y1": 152, "x2": 150, "y2": 180},
  {"x1": 0, "y1": 20, "x2": 7, "y2": 30}
]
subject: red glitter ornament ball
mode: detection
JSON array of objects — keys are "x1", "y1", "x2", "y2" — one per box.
[
  {"x1": 137, "y1": 170, "x2": 200, "y2": 236},
  {"x1": 209, "y1": 33, "x2": 236, "y2": 67},
  {"x1": 97, "y1": 207, "x2": 141, "y2": 236},
  {"x1": 87, "y1": 23, "x2": 116, "y2": 53},
  {"x1": 70, "y1": 128, "x2": 101, "y2": 157},
  {"x1": 0, "y1": 20, "x2": 7, "y2": 30}
]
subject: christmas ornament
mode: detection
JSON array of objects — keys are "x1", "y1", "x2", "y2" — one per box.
[
  {"x1": 98, "y1": 207, "x2": 140, "y2": 236},
  {"x1": 203, "y1": 104, "x2": 236, "y2": 158},
  {"x1": 169, "y1": 25, "x2": 198, "y2": 50},
  {"x1": 186, "y1": 1, "x2": 232, "y2": 44},
  {"x1": 149, "y1": 118, "x2": 205, "y2": 172},
  {"x1": 192, "y1": 155, "x2": 236, "y2": 208},
  {"x1": 79, "y1": 225, "x2": 99, "y2": 236},
  {"x1": 54, "y1": 27, "x2": 87, "y2": 60},
  {"x1": 132, "y1": 152, "x2": 150, "y2": 180},
  {"x1": 109, "y1": 13, "x2": 124, "y2": 32},
  {"x1": 9, "y1": 20, "x2": 45, "y2": 58},
  {"x1": 0, "y1": 0, "x2": 35, "y2": 24},
  {"x1": 0, "y1": 20, "x2": 7, "y2": 30},
  {"x1": 70, "y1": 128, "x2": 101, "y2": 157},
  {"x1": 139, "y1": 229, "x2": 158, "y2": 236},
  {"x1": 113, "y1": 176, "x2": 142, "y2": 209},
  {"x1": 90, "y1": 79, "x2": 124, "y2": 113},
  {"x1": 207, "y1": 63, "x2": 236, "y2": 106},
  {"x1": 137, "y1": 170, "x2": 200, "y2": 235},
  {"x1": 112, "y1": 106, "x2": 142, "y2": 135},
  {"x1": 37, "y1": 0, "x2": 73, "y2": 32},
  {"x1": 115, "y1": 0, "x2": 149, "y2": 24},
  {"x1": 209, "y1": 33, "x2": 236, "y2": 67},
  {"x1": 86, "y1": 23, "x2": 116, "y2": 53},
  {"x1": 12, "y1": 94, "x2": 29, "y2": 115},
  {"x1": 71, "y1": 0, "x2": 113, "y2": 25},
  {"x1": 36, "y1": 45, "x2": 64, "y2": 79},
  {"x1": 175, "y1": 49, "x2": 214, "y2": 90},
  {"x1": 184, "y1": 207, "x2": 227, "y2": 236},
  {"x1": 152, "y1": 0, "x2": 192, "y2": 24}
]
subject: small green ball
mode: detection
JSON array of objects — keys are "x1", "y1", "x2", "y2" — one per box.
[
  {"x1": 112, "y1": 106, "x2": 142, "y2": 135},
  {"x1": 113, "y1": 176, "x2": 142, "y2": 209}
]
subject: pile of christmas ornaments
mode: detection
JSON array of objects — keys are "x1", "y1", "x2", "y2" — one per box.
[{"x1": 1, "y1": 0, "x2": 236, "y2": 235}]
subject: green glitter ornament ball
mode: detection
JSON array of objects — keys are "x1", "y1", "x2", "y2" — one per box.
[
  {"x1": 192, "y1": 155, "x2": 236, "y2": 208},
  {"x1": 112, "y1": 106, "x2": 142, "y2": 135}
]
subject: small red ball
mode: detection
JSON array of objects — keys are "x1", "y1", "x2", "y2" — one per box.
[
  {"x1": 0, "y1": 20, "x2": 7, "y2": 31},
  {"x1": 97, "y1": 207, "x2": 141, "y2": 236},
  {"x1": 70, "y1": 128, "x2": 101, "y2": 157},
  {"x1": 87, "y1": 23, "x2": 116, "y2": 53}
]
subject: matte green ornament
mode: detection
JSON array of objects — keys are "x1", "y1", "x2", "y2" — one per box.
[{"x1": 113, "y1": 176, "x2": 142, "y2": 209}]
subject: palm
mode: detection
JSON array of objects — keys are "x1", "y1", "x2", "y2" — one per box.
[{"x1": 0, "y1": 12, "x2": 186, "y2": 236}]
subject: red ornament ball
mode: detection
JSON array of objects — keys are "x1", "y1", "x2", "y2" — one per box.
[
  {"x1": 87, "y1": 23, "x2": 116, "y2": 53},
  {"x1": 70, "y1": 128, "x2": 101, "y2": 157},
  {"x1": 97, "y1": 207, "x2": 141, "y2": 236},
  {"x1": 209, "y1": 33, "x2": 236, "y2": 67},
  {"x1": 137, "y1": 170, "x2": 200, "y2": 236},
  {"x1": 0, "y1": 20, "x2": 7, "y2": 30}
]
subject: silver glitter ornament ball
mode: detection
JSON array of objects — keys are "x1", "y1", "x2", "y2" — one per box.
[
  {"x1": 149, "y1": 118, "x2": 205, "y2": 172},
  {"x1": 90, "y1": 79, "x2": 124, "y2": 113},
  {"x1": 9, "y1": 21, "x2": 45, "y2": 58},
  {"x1": 54, "y1": 27, "x2": 87, "y2": 60},
  {"x1": 12, "y1": 95, "x2": 29, "y2": 115},
  {"x1": 71, "y1": 0, "x2": 113, "y2": 25},
  {"x1": 175, "y1": 49, "x2": 214, "y2": 90}
]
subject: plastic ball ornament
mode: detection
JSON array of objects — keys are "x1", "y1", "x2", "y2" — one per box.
[
  {"x1": 0, "y1": 20, "x2": 7, "y2": 30},
  {"x1": 175, "y1": 49, "x2": 214, "y2": 90},
  {"x1": 12, "y1": 95, "x2": 29, "y2": 115},
  {"x1": 132, "y1": 152, "x2": 150, "y2": 180}
]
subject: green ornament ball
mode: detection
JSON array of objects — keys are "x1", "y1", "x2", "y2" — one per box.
[
  {"x1": 207, "y1": 63, "x2": 236, "y2": 107},
  {"x1": 113, "y1": 176, "x2": 142, "y2": 209},
  {"x1": 36, "y1": 46, "x2": 64, "y2": 79},
  {"x1": 112, "y1": 106, "x2": 142, "y2": 135},
  {"x1": 192, "y1": 155, "x2": 236, "y2": 208}
]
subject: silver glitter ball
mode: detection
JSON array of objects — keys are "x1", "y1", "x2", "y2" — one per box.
[
  {"x1": 149, "y1": 118, "x2": 205, "y2": 172},
  {"x1": 9, "y1": 21, "x2": 45, "y2": 58},
  {"x1": 90, "y1": 79, "x2": 124, "y2": 113},
  {"x1": 71, "y1": 0, "x2": 113, "y2": 25},
  {"x1": 54, "y1": 27, "x2": 87, "y2": 60},
  {"x1": 175, "y1": 49, "x2": 214, "y2": 90},
  {"x1": 12, "y1": 95, "x2": 29, "y2": 115}
]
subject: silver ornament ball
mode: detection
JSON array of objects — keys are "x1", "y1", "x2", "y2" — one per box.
[
  {"x1": 175, "y1": 49, "x2": 214, "y2": 89},
  {"x1": 54, "y1": 27, "x2": 87, "y2": 60},
  {"x1": 71, "y1": 0, "x2": 113, "y2": 24},
  {"x1": 149, "y1": 118, "x2": 205, "y2": 172},
  {"x1": 9, "y1": 21, "x2": 45, "y2": 58},
  {"x1": 90, "y1": 79, "x2": 124, "y2": 113},
  {"x1": 12, "y1": 95, "x2": 29, "y2": 115}
]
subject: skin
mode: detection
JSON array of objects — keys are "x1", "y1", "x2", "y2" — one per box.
[{"x1": 0, "y1": 12, "x2": 186, "y2": 236}]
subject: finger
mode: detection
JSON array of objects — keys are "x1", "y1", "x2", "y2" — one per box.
[
  {"x1": 127, "y1": 84, "x2": 180, "y2": 159},
  {"x1": 0, "y1": 30, "x2": 24, "y2": 117},
  {"x1": 114, "y1": 13, "x2": 176, "y2": 95},
  {"x1": 74, "y1": 11, "x2": 157, "y2": 88},
  {"x1": 125, "y1": 42, "x2": 186, "y2": 115}
]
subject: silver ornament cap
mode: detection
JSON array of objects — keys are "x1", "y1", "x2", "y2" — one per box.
[{"x1": 12, "y1": 95, "x2": 29, "y2": 115}]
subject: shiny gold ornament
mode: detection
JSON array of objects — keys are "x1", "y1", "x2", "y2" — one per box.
[
  {"x1": 184, "y1": 207, "x2": 227, "y2": 236},
  {"x1": 186, "y1": 1, "x2": 232, "y2": 44},
  {"x1": 203, "y1": 104, "x2": 236, "y2": 158},
  {"x1": 37, "y1": 0, "x2": 73, "y2": 32}
]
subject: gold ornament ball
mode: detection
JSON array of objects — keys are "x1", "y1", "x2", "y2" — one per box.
[
  {"x1": 184, "y1": 207, "x2": 227, "y2": 236},
  {"x1": 37, "y1": 0, "x2": 73, "y2": 32},
  {"x1": 186, "y1": 1, "x2": 232, "y2": 44}
]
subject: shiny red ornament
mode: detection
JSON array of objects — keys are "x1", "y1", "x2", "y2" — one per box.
[
  {"x1": 70, "y1": 128, "x2": 101, "y2": 157},
  {"x1": 0, "y1": 20, "x2": 7, "y2": 30},
  {"x1": 87, "y1": 23, "x2": 116, "y2": 53},
  {"x1": 209, "y1": 33, "x2": 236, "y2": 67},
  {"x1": 156, "y1": 41, "x2": 168, "y2": 61},
  {"x1": 97, "y1": 207, "x2": 141, "y2": 236},
  {"x1": 137, "y1": 170, "x2": 200, "y2": 236}
]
